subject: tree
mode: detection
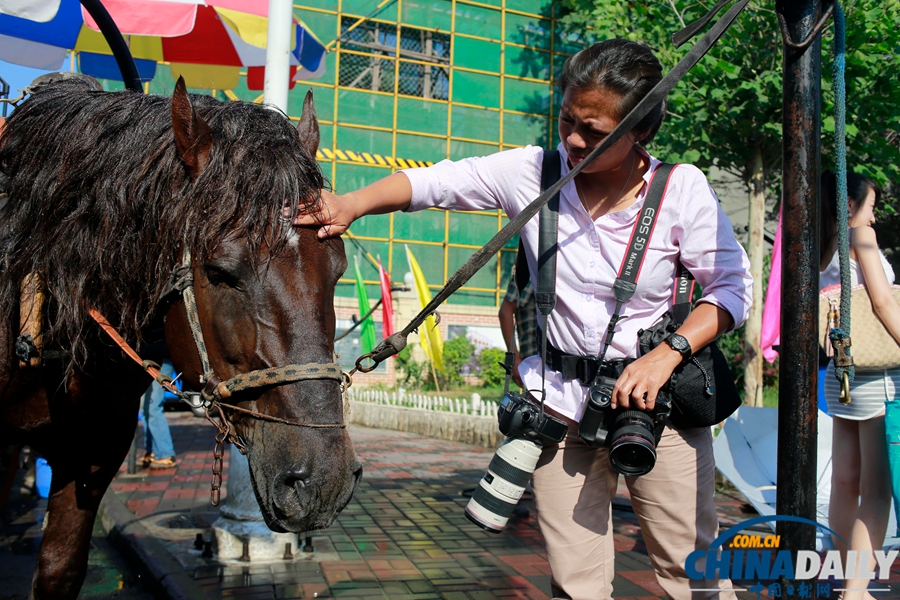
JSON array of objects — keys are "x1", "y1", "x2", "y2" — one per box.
[
  {"x1": 556, "y1": 0, "x2": 900, "y2": 403},
  {"x1": 820, "y1": 2, "x2": 900, "y2": 271},
  {"x1": 438, "y1": 335, "x2": 474, "y2": 389},
  {"x1": 477, "y1": 348, "x2": 508, "y2": 388}
]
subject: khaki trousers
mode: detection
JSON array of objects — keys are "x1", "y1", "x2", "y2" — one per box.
[{"x1": 531, "y1": 419, "x2": 737, "y2": 600}]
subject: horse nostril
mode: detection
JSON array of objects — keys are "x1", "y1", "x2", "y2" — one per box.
[{"x1": 281, "y1": 465, "x2": 312, "y2": 489}]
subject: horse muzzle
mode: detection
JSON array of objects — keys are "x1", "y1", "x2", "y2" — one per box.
[{"x1": 264, "y1": 454, "x2": 363, "y2": 533}]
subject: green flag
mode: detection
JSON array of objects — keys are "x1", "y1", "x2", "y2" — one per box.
[{"x1": 353, "y1": 255, "x2": 377, "y2": 355}]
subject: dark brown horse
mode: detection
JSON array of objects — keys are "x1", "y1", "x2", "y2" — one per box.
[{"x1": 0, "y1": 76, "x2": 361, "y2": 599}]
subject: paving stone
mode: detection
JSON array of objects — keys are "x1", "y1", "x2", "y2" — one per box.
[{"x1": 103, "y1": 414, "x2": 836, "y2": 600}]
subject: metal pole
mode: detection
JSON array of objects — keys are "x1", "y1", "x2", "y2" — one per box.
[
  {"x1": 78, "y1": 0, "x2": 143, "y2": 93},
  {"x1": 126, "y1": 424, "x2": 138, "y2": 475},
  {"x1": 0, "y1": 76, "x2": 9, "y2": 117},
  {"x1": 776, "y1": 0, "x2": 822, "y2": 594},
  {"x1": 264, "y1": 0, "x2": 294, "y2": 112}
]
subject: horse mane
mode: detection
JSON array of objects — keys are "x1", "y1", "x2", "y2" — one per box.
[{"x1": 0, "y1": 84, "x2": 325, "y2": 367}]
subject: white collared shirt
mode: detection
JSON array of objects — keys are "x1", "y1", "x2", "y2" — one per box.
[{"x1": 404, "y1": 143, "x2": 752, "y2": 421}]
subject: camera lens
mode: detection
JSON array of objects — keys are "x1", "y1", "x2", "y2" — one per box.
[
  {"x1": 608, "y1": 411, "x2": 657, "y2": 477},
  {"x1": 465, "y1": 438, "x2": 542, "y2": 533}
]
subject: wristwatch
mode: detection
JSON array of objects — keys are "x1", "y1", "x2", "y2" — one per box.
[{"x1": 666, "y1": 333, "x2": 692, "y2": 362}]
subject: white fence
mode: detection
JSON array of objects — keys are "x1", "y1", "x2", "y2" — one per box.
[{"x1": 346, "y1": 387, "x2": 498, "y2": 417}]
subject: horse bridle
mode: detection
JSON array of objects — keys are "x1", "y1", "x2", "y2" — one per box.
[
  {"x1": 143, "y1": 250, "x2": 352, "y2": 505},
  {"x1": 169, "y1": 249, "x2": 351, "y2": 443}
]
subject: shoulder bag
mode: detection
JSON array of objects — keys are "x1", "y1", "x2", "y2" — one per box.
[
  {"x1": 638, "y1": 266, "x2": 742, "y2": 428},
  {"x1": 819, "y1": 283, "x2": 900, "y2": 371}
]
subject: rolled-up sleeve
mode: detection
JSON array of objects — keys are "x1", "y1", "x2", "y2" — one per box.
[
  {"x1": 402, "y1": 146, "x2": 541, "y2": 215},
  {"x1": 673, "y1": 165, "x2": 753, "y2": 330}
]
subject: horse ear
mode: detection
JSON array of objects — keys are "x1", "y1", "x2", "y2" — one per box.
[
  {"x1": 171, "y1": 76, "x2": 213, "y2": 179},
  {"x1": 296, "y1": 89, "x2": 320, "y2": 157}
]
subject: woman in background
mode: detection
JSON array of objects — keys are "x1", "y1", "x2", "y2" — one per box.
[{"x1": 820, "y1": 169, "x2": 900, "y2": 600}]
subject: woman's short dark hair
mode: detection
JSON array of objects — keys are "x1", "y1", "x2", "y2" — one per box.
[
  {"x1": 819, "y1": 168, "x2": 881, "y2": 261},
  {"x1": 557, "y1": 39, "x2": 665, "y2": 144},
  {"x1": 821, "y1": 169, "x2": 881, "y2": 223}
]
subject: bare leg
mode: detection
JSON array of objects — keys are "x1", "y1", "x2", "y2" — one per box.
[
  {"x1": 843, "y1": 414, "x2": 891, "y2": 600},
  {"x1": 830, "y1": 417, "x2": 861, "y2": 557}
]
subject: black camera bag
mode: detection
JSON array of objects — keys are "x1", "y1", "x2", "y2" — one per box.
[{"x1": 638, "y1": 274, "x2": 741, "y2": 428}]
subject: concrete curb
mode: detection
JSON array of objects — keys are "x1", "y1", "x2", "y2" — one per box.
[
  {"x1": 99, "y1": 489, "x2": 207, "y2": 600},
  {"x1": 348, "y1": 400, "x2": 502, "y2": 448}
]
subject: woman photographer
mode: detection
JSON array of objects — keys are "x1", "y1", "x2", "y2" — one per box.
[
  {"x1": 296, "y1": 39, "x2": 751, "y2": 599},
  {"x1": 820, "y1": 170, "x2": 900, "y2": 600}
]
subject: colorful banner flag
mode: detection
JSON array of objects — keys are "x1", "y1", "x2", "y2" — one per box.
[
  {"x1": 377, "y1": 258, "x2": 395, "y2": 340},
  {"x1": 405, "y1": 245, "x2": 443, "y2": 371},
  {"x1": 760, "y1": 205, "x2": 783, "y2": 363},
  {"x1": 353, "y1": 255, "x2": 377, "y2": 356}
]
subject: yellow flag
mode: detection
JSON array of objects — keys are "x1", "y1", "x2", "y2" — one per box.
[{"x1": 405, "y1": 245, "x2": 444, "y2": 372}]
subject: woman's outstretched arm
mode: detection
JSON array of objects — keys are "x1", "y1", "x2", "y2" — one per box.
[{"x1": 293, "y1": 172, "x2": 413, "y2": 238}]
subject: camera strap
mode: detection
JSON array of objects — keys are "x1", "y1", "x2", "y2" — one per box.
[
  {"x1": 595, "y1": 162, "x2": 677, "y2": 368},
  {"x1": 516, "y1": 159, "x2": 681, "y2": 391},
  {"x1": 671, "y1": 265, "x2": 696, "y2": 325},
  {"x1": 514, "y1": 150, "x2": 561, "y2": 406}
]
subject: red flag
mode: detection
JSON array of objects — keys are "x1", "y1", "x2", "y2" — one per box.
[{"x1": 378, "y1": 259, "x2": 395, "y2": 339}]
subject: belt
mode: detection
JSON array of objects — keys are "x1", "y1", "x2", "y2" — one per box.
[{"x1": 544, "y1": 344, "x2": 630, "y2": 386}]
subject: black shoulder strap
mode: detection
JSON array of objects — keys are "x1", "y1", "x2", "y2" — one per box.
[
  {"x1": 536, "y1": 150, "x2": 561, "y2": 316},
  {"x1": 671, "y1": 265, "x2": 696, "y2": 324},
  {"x1": 515, "y1": 149, "x2": 560, "y2": 305}
]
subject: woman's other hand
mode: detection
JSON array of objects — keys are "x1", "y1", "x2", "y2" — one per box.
[
  {"x1": 611, "y1": 345, "x2": 682, "y2": 411},
  {"x1": 611, "y1": 302, "x2": 735, "y2": 411}
]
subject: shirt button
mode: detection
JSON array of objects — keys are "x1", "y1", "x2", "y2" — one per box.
[
  {"x1": 586, "y1": 330, "x2": 594, "y2": 337},
  {"x1": 589, "y1": 261, "x2": 596, "y2": 268},
  {"x1": 586, "y1": 294, "x2": 592, "y2": 302}
]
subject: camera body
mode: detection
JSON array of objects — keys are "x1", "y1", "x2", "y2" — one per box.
[
  {"x1": 579, "y1": 375, "x2": 672, "y2": 476},
  {"x1": 464, "y1": 391, "x2": 568, "y2": 533},
  {"x1": 498, "y1": 391, "x2": 568, "y2": 445}
]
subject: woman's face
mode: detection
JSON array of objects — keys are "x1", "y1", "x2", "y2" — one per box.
[
  {"x1": 849, "y1": 185, "x2": 877, "y2": 228},
  {"x1": 558, "y1": 85, "x2": 639, "y2": 174}
]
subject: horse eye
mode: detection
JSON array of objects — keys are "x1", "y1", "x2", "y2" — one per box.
[{"x1": 205, "y1": 265, "x2": 241, "y2": 289}]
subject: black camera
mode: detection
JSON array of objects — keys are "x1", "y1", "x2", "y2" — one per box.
[
  {"x1": 497, "y1": 391, "x2": 568, "y2": 445},
  {"x1": 465, "y1": 391, "x2": 567, "y2": 533},
  {"x1": 579, "y1": 375, "x2": 672, "y2": 476}
]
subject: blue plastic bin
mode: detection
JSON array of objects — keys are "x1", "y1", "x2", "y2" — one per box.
[{"x1": 35, "y1": 457, "x2": 52, "y2": 498}]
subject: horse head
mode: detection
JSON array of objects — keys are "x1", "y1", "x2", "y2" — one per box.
[{"x1": 164, "y1": 80, "x2": 361, "y2": 533}]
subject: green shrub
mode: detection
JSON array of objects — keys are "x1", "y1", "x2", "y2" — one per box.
[
  {"x1": 438, "y1": 335, "x2": 474, "y2": 388},
  {"x1": 396, "y1": 345, "x2": 426, "y2": 388},
  {"x1": 478, "y1": 347, "x2": 507, "y2": 388}
]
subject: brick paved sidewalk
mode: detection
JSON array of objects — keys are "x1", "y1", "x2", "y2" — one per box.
[{"x1": 110, "y1": 411, "x2": 865, "y2": 600}]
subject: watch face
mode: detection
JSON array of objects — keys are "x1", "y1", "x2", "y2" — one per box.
[{"x1": 669, "y1": 334, "x2": 690, "y2": 355}]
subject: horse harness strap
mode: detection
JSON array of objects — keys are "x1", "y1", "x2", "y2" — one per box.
[{"x1": 89, "y1": 301, "x2": 349, "y2": 426}]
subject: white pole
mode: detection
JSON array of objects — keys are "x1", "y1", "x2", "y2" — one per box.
[{"x1": 264, "y1": 0, "x2": 293, "y2": 112}]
